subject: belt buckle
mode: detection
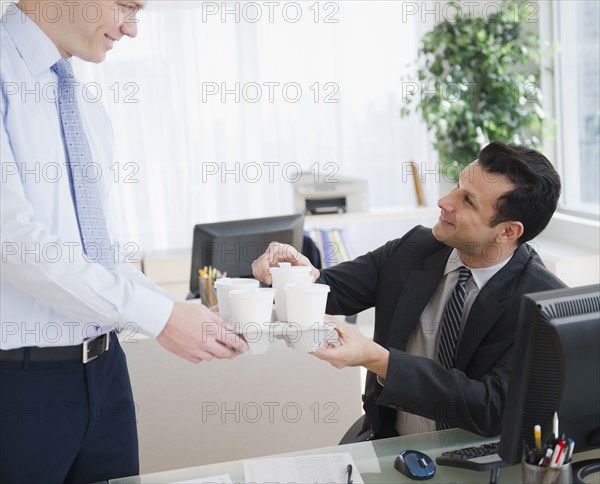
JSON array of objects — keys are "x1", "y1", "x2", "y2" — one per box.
[{"x1": 82, "y1": 332, "x2": 111, "y2": 364}]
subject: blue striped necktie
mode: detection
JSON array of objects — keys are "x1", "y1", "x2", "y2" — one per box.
[
  {"x1": 52, "y1": 59, "x2": 115, "y2": 270},
  {"x1": 436, "y1": 266, "x2": 472, "y2": 430}
]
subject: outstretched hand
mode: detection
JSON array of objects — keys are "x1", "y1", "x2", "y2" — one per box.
[
  {"x1": 312, "y1": 316, "x2": 390, "y2": 378},
  {"x1": 157, "y1": 301, "x2": 248, "y2": 363}
]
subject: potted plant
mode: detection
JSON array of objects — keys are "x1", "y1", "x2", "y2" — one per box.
[{"x1": 401, "y1": 0, "x2": 551, "y2": 182}]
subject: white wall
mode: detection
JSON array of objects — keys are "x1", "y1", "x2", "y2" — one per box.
[{"x1": 122, "y1": 336, "x2": 362, "y2": 473}]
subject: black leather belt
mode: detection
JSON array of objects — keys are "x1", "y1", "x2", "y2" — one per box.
[{"x1": 0, "y1": 331, "x2": 114, "y2": 364}]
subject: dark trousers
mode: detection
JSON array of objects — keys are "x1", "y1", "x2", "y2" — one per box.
[{"x1": 0, "y1": 337, "x2": 139, "y2": 484}]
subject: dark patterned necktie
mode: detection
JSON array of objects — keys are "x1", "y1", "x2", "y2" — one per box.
[{"x1": 436, "y1": 266, "x2": 472, "y2": 430}]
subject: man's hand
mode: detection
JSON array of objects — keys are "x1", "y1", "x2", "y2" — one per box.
[
  {"x1": 157, "y1": 301, "x2": 248, "y2": 363},
  {"x1": 312, "y1": 317, "x2": 390, "y2": 379},
  {"x1": 252, "y1": 241, "x2": 320, "y2": 285}
]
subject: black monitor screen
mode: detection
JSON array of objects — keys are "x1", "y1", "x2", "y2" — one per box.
[
  {"x1": 499, "y1": 284, "x2": 600, "y2": 465},
  {"x1": 189, "y1": 214, "x2": 305, "y2": 295}
]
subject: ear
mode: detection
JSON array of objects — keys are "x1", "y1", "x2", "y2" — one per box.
[{"x1": 496, "y1": 221, "x2": 524, "y2": 245}]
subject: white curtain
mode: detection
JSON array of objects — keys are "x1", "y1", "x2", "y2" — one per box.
[{"x1": 74, "y1": 1, "x2": 435, "y2": 251}]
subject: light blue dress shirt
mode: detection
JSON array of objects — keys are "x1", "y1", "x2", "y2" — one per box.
[{"x1": 1, "y1": 7, "x2": 174, "y2": 349}]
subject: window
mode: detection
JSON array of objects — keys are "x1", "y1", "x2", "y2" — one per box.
[
  {"x1": 73, "y1": 1, "x2": 435, "y2": 250},
  {"x1": 553, "y1": 0, "x2": 600, "y2": 217}
]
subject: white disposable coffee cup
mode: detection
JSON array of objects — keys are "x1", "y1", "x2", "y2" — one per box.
[
  {"x1": 229, "y1": 288, "x2": 275, "y2": 355},
  {"x1": 269, "y1": 263, "x2": 312, "y2": 321},
  {"x1": 214, "y1": 278, "x2": 259, "y2": 322},
  {"x1": 284, "y1": 283, "x2": 330, "y2": 329}
]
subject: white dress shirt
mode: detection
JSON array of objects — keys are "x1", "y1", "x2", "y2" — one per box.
[
  {"x1": 395, "y1": 248, "x2": 511, "y2": 435},
  {"x1": 1, "y1": 8, "x2": 175, "y2": 349}
]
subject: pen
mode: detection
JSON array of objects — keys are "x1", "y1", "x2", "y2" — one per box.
[
  {"x1": 549, "y1": 439, "x2": 566, "y2": 468},
  {"x1": 534, "y1": 424, "x2": 542, "y2": 451},
  {"x1": 529, "y1": 448, "x2": 539, "y2": 465},
  {"x1": 345, "y1": 464, "x2": 353, "y2": 484},
  {"x1": 553, "y1": 412, "x2": 559, "y2": 439},
  {"x1": 565, "y1": 438, "x2": 575, "y2": 463},
  {"x1": 538, "y1": 447, "x2": 553, "y2": 466},
  {"x1": 522, "y1": 441, "x2": 530, "y2": 462}
]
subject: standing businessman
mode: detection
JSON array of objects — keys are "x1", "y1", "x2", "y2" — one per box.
[{"x1": 1, "y1": 1, "x2": 247, "y2": 482}]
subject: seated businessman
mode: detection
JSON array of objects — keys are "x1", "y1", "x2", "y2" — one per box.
[{"x1": 252, "y1": 141, "x2": 566, "y2": 440}]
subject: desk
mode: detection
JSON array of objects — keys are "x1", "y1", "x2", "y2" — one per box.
[
  {"x1": 110, "y1": 429, "x2": 600, "y2": 483},
  {"x1": 121, "y1": 338, "x2": 362, "y2": 473}
]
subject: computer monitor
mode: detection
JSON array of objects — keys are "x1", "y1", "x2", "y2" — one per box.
[
  {"x1": 498, "y1": 284, "x2": 600, "y2": 466},
  {"x1": 189, "y1": 213, "x2": 305, "y2": 296}
]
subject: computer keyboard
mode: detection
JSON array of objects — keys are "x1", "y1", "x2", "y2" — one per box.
[{"x1": 436, "y1": 441, "x2": 509, "y2": 471}]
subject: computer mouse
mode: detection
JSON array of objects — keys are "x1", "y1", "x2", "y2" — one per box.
[{"x1": 394, "y1": 449, "x2": 436, "y2": 480}]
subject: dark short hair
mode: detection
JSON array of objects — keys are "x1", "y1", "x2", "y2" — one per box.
[{"x1": 477, "y1": 141, "x2": 561, "y2": 244}]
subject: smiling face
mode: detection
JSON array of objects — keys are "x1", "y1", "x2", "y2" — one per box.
[
  {"x1": 433, "y1": 162, "x2": 519, "y2": 267},
  {"x1": 21, "y1": 1, "x2": 146, "y2": 62}
]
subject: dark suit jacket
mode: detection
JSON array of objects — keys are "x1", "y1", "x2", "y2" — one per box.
[{"x1": 317, "y1": 226, "x2": 566, "y2": 438}]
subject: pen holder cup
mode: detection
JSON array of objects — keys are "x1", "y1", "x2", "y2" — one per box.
[
  {"x1": 522, "y1": 460, "x2": 572, "y2": 484},
  {"x1": 199, "y1": 279, "x2": 218, "y2": 307}
]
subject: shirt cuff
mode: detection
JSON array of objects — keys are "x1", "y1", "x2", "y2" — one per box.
[{"x1": 119, "y1": 284, "x2": 174, "y2": 338}]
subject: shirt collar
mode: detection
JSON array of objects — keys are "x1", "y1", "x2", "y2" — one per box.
[
  {"x1": 2, "y1": 7, "x2": 62, "y2": 78},
  {"x1": 444, "y1": 248, "x2": 512, "y2": 290}
]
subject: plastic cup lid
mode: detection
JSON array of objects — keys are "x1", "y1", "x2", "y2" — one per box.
[
  {"x1": 284, "y1": 283, "x2": 330, "y2": 294},
  {"x1": 214, "y1": 278, "x2": 259, "y2": 287},
  {"x1": 269, "y1": 263, "x2": 312, "y2": 274},
  {"x1": 228, "y1": 288, "x2": 275, "y2": 300}
]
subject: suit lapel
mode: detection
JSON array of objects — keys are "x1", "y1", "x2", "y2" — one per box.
[
  {"x1": 454, "y1": 244, "x2": 530, "y2": 369},
  {"x1": 385, "y1": 246, "x2": 452, "y2": 350}
]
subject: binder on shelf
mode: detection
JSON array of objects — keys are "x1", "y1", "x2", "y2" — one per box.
[
  {"x1": 305, "y1": 228, "x2": 354, "y2": 268},
  {"x1": 321, "y1": 229, "x2": 333, "y2": 268}
]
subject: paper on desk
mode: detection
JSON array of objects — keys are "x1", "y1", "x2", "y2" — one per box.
[
  {"x1": 175, "y1": 474, "x2": 233, "y2": 484},
  {"x1": 243, "y1": 452, "x2": 364, "y2": 484}
]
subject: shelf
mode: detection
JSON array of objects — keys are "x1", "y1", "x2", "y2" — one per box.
[{"x1": 305, "y1": 206, "x2": 438, "y2": 226}]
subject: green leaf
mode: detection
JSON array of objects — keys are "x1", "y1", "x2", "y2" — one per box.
[{"x1": 401, "y1": 0, "x2": 554, "y2": 176}]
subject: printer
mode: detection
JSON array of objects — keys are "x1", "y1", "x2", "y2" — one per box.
[{"x1": 293, "y1": 173, "x2": 368, "y2": 215}]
